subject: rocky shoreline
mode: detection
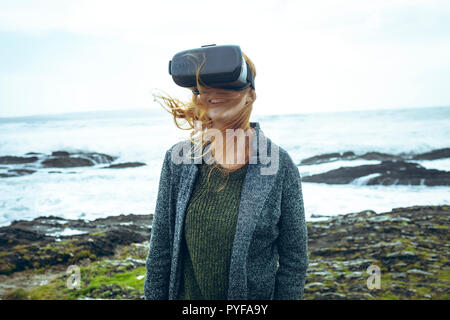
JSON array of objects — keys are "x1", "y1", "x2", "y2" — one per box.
[
  {"x1": 1, "y1": 147, "x2": 449, "y2": 186},
  {"x1": 300, "y1": 147, "x2": 450, "y2": 186},
  {"x1": 0, "y1": 205, "x2": 448, "y2": 300},
  {"x1": 0, "y1": 150, "x2": 146, "y2": 178}
]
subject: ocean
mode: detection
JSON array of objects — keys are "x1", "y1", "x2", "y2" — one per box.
[{"x1": 0, "y1": 106, "x2": 449, "y2": 227}]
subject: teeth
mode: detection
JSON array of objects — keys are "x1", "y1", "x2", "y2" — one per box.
[{"x1": 210, "y1": 99, "x2": 226, "y2": 104}]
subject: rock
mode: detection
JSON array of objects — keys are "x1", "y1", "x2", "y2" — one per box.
[
  {"x1": 393, "y1": 262, "x2": 407, "y2": 269},
  {"x1": 0, "y1": 151, "x2": 118, "y2": 173},
  {"x1": 406, "y1": 269, "x2": 434, "y2": 276},
  {"x1": 359, "y1": 152, "x2": 400, "y2": 161},
  {"x1": 367, "y1": 215, "x2": 411, "y2": 223},
  {"x1": 42, "y1": 157, "x2": 95, "y2": 168},
  {"x1": 391, "y1": 272, "x2": 407, "y2": 280},
  {"x1": 345, "y1": 271, "x2": 363, "y2": 279},
  {"x1": 0, "y1": 213, "x2": 153, "y2": 274},
  {"x1": 412, "y1": 148, "x2": 450, "y2": 160},
  {"x1": 315, "y1": 292, "x2": 346, "y2": 300},
  {"x1": 310, "y1": 213, "x2": 333, "y2": 219},
  {"x1": 2, "y1": 204, "x2": 448, "y2": 300},
  {"x1": 48, "y1": 151, "x2": 116, "y2": 165},
  {"x1": 0, "y1": 169, "x2": 36, "y2": 178},
  {"x1": 304, "y1": 282, "x2": 325, "y2": 289},
  {"x1": 102, "y1": 162, "x2": 147, "y2": 169},
  {"x1": 347, "y1": 293, "x2": 374, "y2": 299},
  {"x1": 51, "y1": 151, "x2": 70, "y2": 157},
  {"x1": 383, "y1": 251, "x2": 419, "y2": 264},
  {"x1": 0, "y1": 156, "x2": 38, "y2": 164},
  {"x1": 308, "y1": 271, "x2": 329, "y2": 277},
  {"x1": 25, "y1": 152, "x2": 44, "y2": 156},
  {"x1": 299, "y1": 148, "x2": 450, "y2": 166},
  {"x1": 300, "y1": 152, "x2": 350, "y2": 165},
  {"x1": 340, "y1": 259, "x2": 374, "y2": 271},
  {"x1": 302, "y1": 160, "x2": 450, "y2": 186}
]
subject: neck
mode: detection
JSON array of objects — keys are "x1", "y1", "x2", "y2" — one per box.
[{"x1": 210, "y1": 126, "x2": 255, "y2": 168}]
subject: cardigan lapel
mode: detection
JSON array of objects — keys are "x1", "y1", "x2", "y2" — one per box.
[{"x1": 169, "y1": 121, "x2": 278, "y2": 300}]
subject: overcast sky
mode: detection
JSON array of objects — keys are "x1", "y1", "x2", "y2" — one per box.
[{"x1": 1, "y1": 0, "x2": 450, "y2": 118}]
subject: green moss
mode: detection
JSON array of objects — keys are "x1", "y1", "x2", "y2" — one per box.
[
  {"x1": 333, "y1": 256, "x2": 346, "y2": 261},
  {"x1": 74, "y1": 250, "x2": 94, "y2": 261},
  {"x1": 21, "y1": 258, "x2": 147, "y2": 300},
  {"x1": 0, "y1": 266, "x2": 15, "y2": 275},
  {"x1": 436, "y1": 268, "x2": 450, "y2": 282},
  {"x1": 34, "y1": 267, "x2": 46, "y2": 274},
  {"x1": 28, "y1": 279, "x2": 70, "y2": 300},
  {"x1": 91, "y1": 232, "x2": 106, "y2": 237},
  {"x1": 83, "y1": 266, "x2": 146, "y2": 293},
  {"x1": 12, "y1": 244, "x2": 28, "y2": 251},
  {"x1": 2, "y1": 288, "x2": 30, "y2": 300},
  {"x1": 414, "y1": 286, "x2": 431, "y2": 298},
  {"x1": 378, "y1": 290, "x2": 400, "y2": 300}
]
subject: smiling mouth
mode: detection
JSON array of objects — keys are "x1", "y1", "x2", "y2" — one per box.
[{"x1": 208, "y1": 99, "x2": 228, "y2": 106}]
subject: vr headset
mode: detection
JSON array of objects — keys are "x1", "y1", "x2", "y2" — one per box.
[{"x1": 168, "y1": 44, "x2": 255, "y2": 95}]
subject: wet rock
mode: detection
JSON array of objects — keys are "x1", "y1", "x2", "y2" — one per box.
[
  {"x1": 51, "y1": 151, "x2": 70, "y2": 157},
  {"x1": 0, "y1": 169, "x2": 36, "y2": 178},
  {"x1": 298, "y1": 148, "x2": 450, "y2": 186},
  {"x1": 391, "y1": 272, "x2": 407, "y2": 280},
  {"x1": 304, "y1": 282, "x2": 324, "y2": 289},
  {"x1": 2, "y1": 205, "x2": 448, "y2": 300},
  {"x1": 302, "y1": 160, "x2": 450, "y2": 186},
  {"x1": 0, "y1": 156, "x2": 38, "y2": 164},
  {"x1": 340, "y1": 259, "x2": 374, "y2": 271},
  {"x1": 42, "y1": 157, "x2": 94, "y2": 168},
  {"x1": 102, "y1": 162, "x2": 147, "y2": 169},
  {"x1": 382, "y1": 251, "x2": 419, "y2": 264},
  {"x1": 304, "y1": 205, "x2": 448, "y2": 300},
  {"x1": 359, "y1": 152, "x2": 402, "y2": 161},
  {"x1": 0, "y1": 213, "x2": 153, "y2": 274},
  {"x1": 367, "y1": 215, "x2": 411, "y2": 223},
  {"x1": 345, "y1": 271, "x2": 363, "y2": 279},
  {"x1": 412, "y1": 148, "x2": 450, "y2": 160},
  {"x1": 300, "y1": 152, "x2": 354, "y2": 165},
  {"x1": 299, "y1": 148, "x2": 450, "y2": 166},
  {"x1": 315, "y1": 292, "x2": 346, "y2": 300},
  {"x1": 406, "y1": 269, "x2": 434, "y2": 276},
  {"x1": 89, "y1": 283, "x2": 141, "y2": 300},
  {"x1": 310, "y1": 213, "x2": 333, "y2": 219},
  {"x1": 0, "y1": 151, "x2": 119, "y2": 174},
  {"x1": 25, "y1": 152, "x2": 44, "y2": 156}
]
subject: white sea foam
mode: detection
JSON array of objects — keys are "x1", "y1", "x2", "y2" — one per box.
[
  {"x1": 45, "y1": 228, "x2": 88, "y2": 237},
  {"x1": 1, "y1": 106, "x2": 449, "y2": 226}
]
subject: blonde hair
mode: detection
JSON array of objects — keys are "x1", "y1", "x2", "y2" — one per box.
[{"x1": 153, "y1": 50, "x2": 257, "y2": 192}]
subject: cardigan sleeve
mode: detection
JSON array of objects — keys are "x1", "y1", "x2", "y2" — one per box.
[
  {"x1": 144, "y1": 150, "x2": 173, "y2": 300},
  {"x1": 274, "y1": 153, "x2": 309, "y2": 300}
]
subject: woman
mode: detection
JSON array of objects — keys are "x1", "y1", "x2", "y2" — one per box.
[{"x1": 144, "y1": 48, "x2": 309, "y2": 300}]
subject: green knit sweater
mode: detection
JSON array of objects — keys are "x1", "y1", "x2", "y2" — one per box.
[{"x1": 177, "y1": 162, "x2": 249, "y2": 300}]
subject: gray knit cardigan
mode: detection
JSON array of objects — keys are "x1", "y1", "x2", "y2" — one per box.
[{"x1": 144, "y1": 121, "x2": 309, "y2": 300}]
